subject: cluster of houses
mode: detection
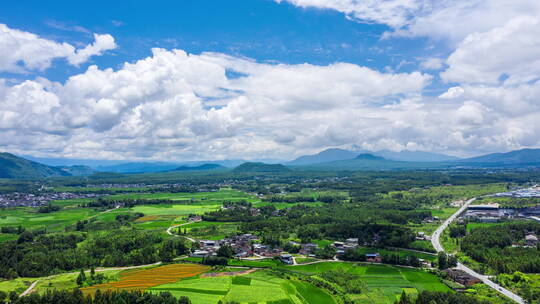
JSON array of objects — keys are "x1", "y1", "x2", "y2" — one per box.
[
  {"x1": 443, "y1": 269, "x2": 481, "y2": 286},
  {"x1": 0, "y1": 192, "x2": 102, "y2": 208},
  {"x1": 332, "y1": 238, "x2": 360, "y2": 256},
  {"x1": 191, "y1": 234, "x2": 258, "y2": 258},
  {"x1": 190, "y1": 234, "x2": 387, "y2": 266},
  {"x1": 190, "y1": 233, "x2": 321, "y2": 262},
  {"x1": 221, "y1": 203, "x2": 263, "y2": 216},
  {"x1": 332, "y1": 238, "x2": 383, "y2": 262}
]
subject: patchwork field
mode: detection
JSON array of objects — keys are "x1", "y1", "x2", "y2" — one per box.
[
  {"x1": 150, "y1": 269, "x2": 336, "y2": 304},
  {"x1": 105, "y1": 189, "x2": 258, "y2": 203},
  {"x1": 105, "y1": 189, "x2": 259, "y2": 230}
]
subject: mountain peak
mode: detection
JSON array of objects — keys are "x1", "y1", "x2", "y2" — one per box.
[{"x1": 287, "y1": 148, "x2": 360, "y2": 165}]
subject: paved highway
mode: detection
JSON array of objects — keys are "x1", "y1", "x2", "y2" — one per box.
[{"x1": 431, "y1": 198, "x2": 525, "y2": 304}]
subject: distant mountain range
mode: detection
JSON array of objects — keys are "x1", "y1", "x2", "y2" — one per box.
[
  {"x1": 95, "y1": 160, "x2": 244, "y2": 173},
  {"x1": 299, "y1": 149, "x2": 540, "y2": 171},
  {"x1": 459, "y1": 148, "x2": 540, "y2": 165},
  {"x1": 170, "y1": 164, "x2": 226, "y2": 172},
  {"x1": 1, "y1": 148, "x2": 540, "y2": 178},
  {"x1": 96, "y1": 162, "x2": 181, "y2": 174},
  {"x1": 374, "y1": 150, "x2": 459, "y2": 162},
  {"x1": 287, "y1": 148, "x2": 458, "y2": 165}
]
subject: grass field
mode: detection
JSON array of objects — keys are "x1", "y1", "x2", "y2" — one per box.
[
  {"x1": 150, "y1": 269, "x2": 336, "y2": 304},
  {"x1": 178, "y1": 221, "x2": 240, "y2": 240},
  {"x1": 0, "y1": 277, "x2": 38, "y2": 294},
  {"x1": 32, "y1": 269, "x2": 123, "y2": 294}
]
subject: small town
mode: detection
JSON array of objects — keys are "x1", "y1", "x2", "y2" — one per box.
[{"x1": 0, "y1": 192, "x2": 102, "y2": 208}]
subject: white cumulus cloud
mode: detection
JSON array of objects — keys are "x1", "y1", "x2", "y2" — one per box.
[
  {"x1": 0, "y1": 23, "x2": 116, "y2": 72},
  {"x1": 439, "y1": 86, "x2": 464, "y2": 99}
]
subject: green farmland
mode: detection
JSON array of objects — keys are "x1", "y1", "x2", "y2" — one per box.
[
  {"x1": 284, "y1": 262, "x2": 451, "y2": 303},
  {"x1": 150, "y1": 269, "x2": 336, "y2": 304},
  {"x1": 0, "y1": 207, "x2": 99, "y2": 232}
]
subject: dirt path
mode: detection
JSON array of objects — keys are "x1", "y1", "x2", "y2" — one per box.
[
  {"x1": 166, "y1": 220, "x2": 200, "y2": 242},
  {"x1": 19, "y1": 280, "x2": 38, "y2": 297}
]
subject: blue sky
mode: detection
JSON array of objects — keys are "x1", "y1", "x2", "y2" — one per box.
[
  {"x1": 1, "y1": 0, "x2": 539, "y2": 160},
  {"x1": 1, "y1": 0, "x2": 436, "y2": 80}
]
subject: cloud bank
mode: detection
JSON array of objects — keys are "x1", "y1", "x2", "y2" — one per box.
[{"x1": 2, "y1": 0, "x2": 540, "y2": 161}]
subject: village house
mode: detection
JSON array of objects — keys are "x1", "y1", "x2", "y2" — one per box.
[
  {"x1": 332, "y1": 241, "x2": 345, "y2": 248},
  {"x1": 200, "y1": 240, "x2": 217, "y2": 248},
  {"x1": 346, "y1": 238, "x2": 359, "y2": 245},
  {"x1": 299, "y1": 243, "x2": 318, "y2": 255},
  {"x1": 187, "y1": 215, "x2": 202, "y2": 222},
  {"x1": 190, "y1": 250, "x2": 212, "y2": 258},
  {"x1": 526, "y1": 234, "x2": 539, "y2": 247},
  {"x1": 365, "y1": 253, "x2": 382, "y2": 263},
  {"x1": 279, "y1": 254, "x2": 294, "y2": 264}
]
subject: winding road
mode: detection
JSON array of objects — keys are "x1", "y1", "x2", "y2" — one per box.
[
  {"x1": 431, "y1": 198, "x2": 525, "y2": 304},
  {"x1": 166, "y1": 220, "x2": 199, "y2": 242}
]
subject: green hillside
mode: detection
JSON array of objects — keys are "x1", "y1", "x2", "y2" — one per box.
[{"x1": 0, "y1": 153, "x2": 70, "y2": 179}]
